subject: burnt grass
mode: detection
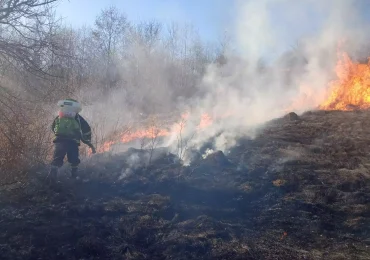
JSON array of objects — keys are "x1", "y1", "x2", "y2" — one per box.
[{"x1": 1, "y1": 110, "x2": 370, "y2": 260}]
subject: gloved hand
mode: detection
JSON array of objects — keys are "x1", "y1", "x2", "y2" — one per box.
[{"x1": 87, "y1": 143, "x2": 96, "y2": 154}]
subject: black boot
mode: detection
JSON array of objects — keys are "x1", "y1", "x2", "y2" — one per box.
[
  {"x1": 71, "y1": 166, "x2": 78, "y2": 179},
  {"x1": 48, "y1": 166, "x2": 58, "y2": 183}
]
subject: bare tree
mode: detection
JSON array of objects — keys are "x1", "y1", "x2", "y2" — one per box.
[
  {"x1": 139, "y1": 136, "x2": 147, "y2": 150},
  {"x1": 130, "y1": 20, "x2": 162, "y2": 53},
  {"x1": 92, "y1": 6, "x2": 128, "y2": 89},
  {"x1": 164, "y1": 22, "x2": 180, "y2": 62},
  {"x1": 175, "y1": 117, "x2": 196, "y2": 162},
  {"x1": 146, "y1": 116, "x2": 161, "y2": 165},
  {"x1": 0, "y1": 2, "x2": 79, "y2": 188},
  {"x1": 0, "y1": 0, "x2": 61, "y2": 75}
]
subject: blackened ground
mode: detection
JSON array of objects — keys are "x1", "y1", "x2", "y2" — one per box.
[{"x1": 0, "y1": 110, "x2": 370, "y2": 260}]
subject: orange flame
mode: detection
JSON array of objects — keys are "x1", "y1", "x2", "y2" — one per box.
[
  {"x1": 197, "y1": 113, "x2": 213, "y2": 130},
  {"x1": 320, "y1": 52, "x2": 370, "y2": 110},
  {"x1": 90, "y1": 112, "x2": 213, "y2": 155},
  {"x1": 120, "y1": 128, "x2": 170, "y2": 143}
]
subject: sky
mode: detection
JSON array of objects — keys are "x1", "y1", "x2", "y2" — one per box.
[
  {"x1": 55, "y1": 0, "x2": 370, "y2": 58},
  {"x1": 55, "y1": 0, "x2": 236, "y2": 43}
]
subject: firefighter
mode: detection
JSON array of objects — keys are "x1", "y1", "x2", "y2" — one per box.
[{"x1": 48, "y1": 98, "x2": 96, "y2": 181}]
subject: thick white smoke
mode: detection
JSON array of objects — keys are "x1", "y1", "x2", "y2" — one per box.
[
  {"x1": 76, "y1": 0, "x2": 370, "y2": 160},
  {"x1": 167, "y1": 0, "x2": 370, "y2": 155}
]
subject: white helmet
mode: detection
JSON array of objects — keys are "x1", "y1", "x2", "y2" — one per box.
[{"x1": 57, "y1": 98, "x2": 82, "y2": 113}]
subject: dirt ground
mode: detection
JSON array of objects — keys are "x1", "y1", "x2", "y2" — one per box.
[{"x1": 0, "y1": 110, "x2": 369, "y2": 260}]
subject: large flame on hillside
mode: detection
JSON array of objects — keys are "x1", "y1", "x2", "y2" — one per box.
[{"x1": 319, "y1": 52, "x2": 370, "y2": 110}]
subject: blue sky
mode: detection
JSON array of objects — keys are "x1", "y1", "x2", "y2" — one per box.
[
  {"x1": 55, "y1": 0, "x2": 236, "y2": 43},
  {"x1": 55, "y1": 0, "x2": 370, "y2": 57}
]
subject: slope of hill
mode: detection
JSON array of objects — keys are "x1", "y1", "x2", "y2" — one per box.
[{"x1": 0, "y1": 110, "x2": 369, "y2": 260}]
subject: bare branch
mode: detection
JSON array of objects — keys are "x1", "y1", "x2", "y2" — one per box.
[{"x1": 0, "y1": 0, "x2": 62, "y2": 76}]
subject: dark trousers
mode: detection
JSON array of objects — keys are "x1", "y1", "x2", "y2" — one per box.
[{"x1": 51, "y1": 141, "x2": 80, "y2": 168}]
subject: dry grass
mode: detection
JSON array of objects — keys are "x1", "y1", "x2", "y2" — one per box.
[
  {"x1": 0, "y1": 109, "x2": 369, "y2": 259},
  {"x1": 0, "y1": 99, "x2": 53, "y2": 186}
]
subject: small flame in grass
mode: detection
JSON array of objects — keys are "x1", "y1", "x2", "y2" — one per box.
[
  {"x1": 120, "y1": 128, "x2": 170, "y2": 143},
  {"x1": 280, "y1": 232, "x2": 288, "y2": 240},
  {"x1": 91, "y1": 112, "x2": 214, "y2": 154},
  {"x1": 197, "y1": 113, "x2": 213, "y2": 130}
]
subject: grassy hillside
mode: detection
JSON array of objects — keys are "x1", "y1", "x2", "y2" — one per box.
[{"x1": 0, "y1": 110, "x2": 369, "y2": 260}]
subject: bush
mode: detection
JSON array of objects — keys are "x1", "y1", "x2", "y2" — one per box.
[{"x1": 0, "y1": 92, "x2": 53, "y2": 186}]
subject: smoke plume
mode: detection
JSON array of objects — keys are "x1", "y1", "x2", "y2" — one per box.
[
  {"x1": 169, "y1": 0, "x2": 370, "y2": 154},
  {"x1": 76, "y1": 0, "x2": 370, "y2": 159}
]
